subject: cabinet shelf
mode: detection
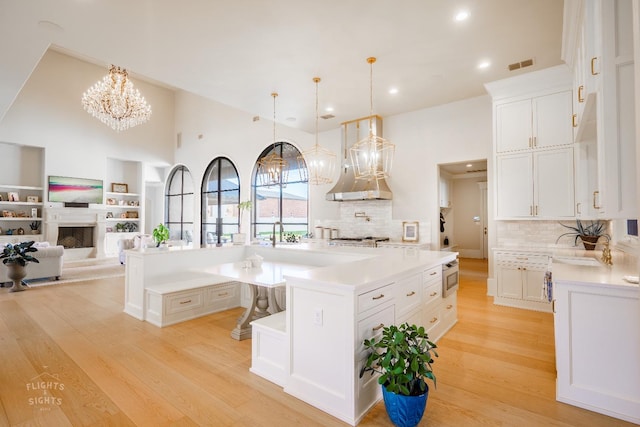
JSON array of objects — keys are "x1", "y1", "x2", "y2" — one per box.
[
  {"x1": 106, "y1": 218, "x2": 139, "y2": 222},
  {"x1": 105, "y1": 191, "x2": 140, "y2": 197},
  {"x1": 0, "y1": 217, "x2": 42, "y2": 221},
  {"x1": 105, "y1": 205, "x2": 140, "y2": 209},
  {"x1": 0, "y1": 184, "x2": 43, "y2": 191},
  {"x1": 0, "y1": 201, "x2": 43, "y2": 207}
]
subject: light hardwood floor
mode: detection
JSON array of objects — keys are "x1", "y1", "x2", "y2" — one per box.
[{"x1": 0, "y1": 258, "x2": 633, "y2": 426}]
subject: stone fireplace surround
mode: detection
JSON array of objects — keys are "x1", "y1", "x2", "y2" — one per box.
[{"x1": 45, "y1": 207, "x2": 107, "y2": 260}]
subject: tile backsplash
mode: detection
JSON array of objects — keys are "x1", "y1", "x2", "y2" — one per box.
[
  {"x1": 496, "y1": 220, "x2": 611, "y2": 249},
  {"x1": 315, "y1": 200, "x2": 431, "y2": 243}
]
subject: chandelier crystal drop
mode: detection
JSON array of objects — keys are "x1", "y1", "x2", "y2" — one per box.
[
  {"x1": 257, "y1": 92, "x2": 289, "y2": 186},
  {"x1": 298, "y1": 77, "x2": 337, "y2": 185},
  {"x1": 349, "y1": 57, "x2": 395, "y2": 180},
  {"x1": 81, "y1": 65, "x2": 152, "y2": 132}
]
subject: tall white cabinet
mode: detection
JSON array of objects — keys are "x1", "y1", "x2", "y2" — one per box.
[
  {"x1": 565, "y1": 0, "x2": 636, "y2": 219},
  {"x1": 486, "y1": 66, "x2": 576, "y2": 220}
]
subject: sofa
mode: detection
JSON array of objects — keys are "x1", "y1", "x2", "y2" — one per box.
[{"x1": 0, "y1": 243, "x2": 64, "y2": 285}]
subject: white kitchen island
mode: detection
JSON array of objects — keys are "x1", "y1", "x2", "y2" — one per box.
[{"x1": 123, "y1": 243, "x2": 457, "y2": 425}]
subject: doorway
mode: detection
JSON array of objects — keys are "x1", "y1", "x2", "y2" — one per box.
[{"x1": 437, "y1": 160, "x2": 488, "y2": 259}]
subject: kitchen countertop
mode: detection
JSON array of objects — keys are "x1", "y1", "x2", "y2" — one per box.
[{"x1": 552, "y1": 250, "x2": 639, "y2": 289}]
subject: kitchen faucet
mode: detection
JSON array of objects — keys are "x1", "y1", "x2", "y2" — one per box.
[{"x1": 272, "y1": 221, "x2": 284, "y2": 247}]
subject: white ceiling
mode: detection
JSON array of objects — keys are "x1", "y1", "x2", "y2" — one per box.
[{"x1": 2, "y1": 0, "x2": 564, "y2": 133}]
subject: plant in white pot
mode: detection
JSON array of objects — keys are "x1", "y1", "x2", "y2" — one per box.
[
  {"x1": 0, "y1": 241, "x2": 39, "y2": 292},
  {"x1": 233, "y1": 200, "x2": 252, "y2": 245},
  {"x1": 360, "y1": 322, "x2": 437, "y2": 427}
]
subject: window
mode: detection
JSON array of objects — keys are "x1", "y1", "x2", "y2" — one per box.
[
  {"x1": 252, "y1": 142, "x2": 308, "y2": 242},
  {"x1": 165, "y1": 165, "x2": 194, "y2": 243},
  {"x1": 201, "y1": 157, "x2": 240, "y2": 246}
]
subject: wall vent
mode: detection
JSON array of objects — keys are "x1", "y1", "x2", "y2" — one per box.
[
  {"x1": 320, "y1": 114, "x2": 335, "y2": 120},
  {"x1": 508, "y1": 58, "x2": 534, "y2": 71}
]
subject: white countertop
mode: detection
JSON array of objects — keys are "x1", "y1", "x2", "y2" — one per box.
[
  {"x1": 552, "y1": 250, "x2": 640, "y2": 289},
  {"x1": 200, "y1": 261, "x2": 315, "y2": 288}
]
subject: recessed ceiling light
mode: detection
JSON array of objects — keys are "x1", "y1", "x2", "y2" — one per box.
[
  {"x1": 454, "y1": 10, "x2": 469, "y2": 22},
  {"x1": 466, "y1": 163, "x2": 473, "y2": 168},
  {"x1": 325, "y1": 106, "x2": 334, "y2": 112},
  {"x1": 477, "y1": 60, "x2": 491, "y2": 70},
  {"x1": 286, "y1": 117, "x2": 296, "y2": 122},
  {"x1": 389, "y1": 87, "x2": 399, "y2": 95}
]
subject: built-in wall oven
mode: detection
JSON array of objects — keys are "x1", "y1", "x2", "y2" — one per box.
[{"x1": 442, "y1": 259, "x2": 459, "y2": 297}]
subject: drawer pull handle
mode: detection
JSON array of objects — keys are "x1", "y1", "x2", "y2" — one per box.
[
  {"x1": 578, "y1": 85, "x2": 584, "y2": 102},
  {"x1": 218, "y1": 292, "x2": 229, "y2": 297},
  {"x1": 446, "y1": 304, "x2": 453, "y2": 309},
  {"x1": 430, "y1": 272, "x2": 437, "y2": 276},
  {"x1": 591, "y1": 57, "x2": 599, "y2": 75},
  {"x1": 372, "y1": 323, "x2": 385, "y2": 331},
  {"x1": 406, "y1": 291, "x2": 416, "y2": 297},
  {"x1": 429, "y1": 292, "x2": 437, "y2": 297},
  {"x1": 180, "y1": 299, "x2": 192, "y2": 304},
  {"x1": 429, "y1": 317, "x2": 438, "y2": 324},
  {"x1": 372, "y1": 294, "x2": 385, "y2": 300}
]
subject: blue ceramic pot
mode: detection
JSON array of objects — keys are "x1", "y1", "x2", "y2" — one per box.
[{"x1": 381, "y1": 384, "x2": 428, "y2": 427}]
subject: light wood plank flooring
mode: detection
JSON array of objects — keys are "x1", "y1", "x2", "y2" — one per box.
[{"x1": 0, "y1": 258, "x2": 633, "y2": 426}]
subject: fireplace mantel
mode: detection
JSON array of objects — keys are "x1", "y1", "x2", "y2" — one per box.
[{"x1": 45, "y1": 208, "x2": 107, "y2": 259}]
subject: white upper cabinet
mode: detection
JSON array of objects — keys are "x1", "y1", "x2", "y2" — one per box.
[{"x1": 496, "y1": 91, "x2": 573, "y2": 154}]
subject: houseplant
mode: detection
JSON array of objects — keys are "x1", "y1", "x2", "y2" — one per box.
[
  {"x1": 0, "y1": 241, "x2": 39, "y2": 292},
  {"x1": 152, "y1": 223, "x2": 170, "y2": 247},
  {"x1": 233, "y1": 200, "x2": 252, "y2": 244},
  {"x1": 29, "y1": 221, "x2": 39, "y2": 235},
  {"x1": 360, "y1": 322, "x2": 438, "y2": 427},
  {"x1": 556, "y1": 219, "x2": 610, "y2": 250}
]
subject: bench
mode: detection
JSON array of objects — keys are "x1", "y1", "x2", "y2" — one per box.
[
  {"x1": 250, "y1": 311, "x2": 287, "y2": 387},
  {"x1": 145, "y1": 271, "x2": 241, "y2": 327}
]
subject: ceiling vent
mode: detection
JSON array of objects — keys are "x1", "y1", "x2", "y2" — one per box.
[
  {"x1": 320, "y1": 114, "x2": 335, "y2": 120},
  {"x1": 508, "y1": 58, "x2": 534, "y2": 71}
]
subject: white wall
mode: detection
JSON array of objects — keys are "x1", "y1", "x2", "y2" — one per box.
[{"x1": 0, "y1": 49, "x2": 176, "y2": 183}]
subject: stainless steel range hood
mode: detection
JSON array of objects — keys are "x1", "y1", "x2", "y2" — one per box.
[{"x1": 326, "y1": 115, "x2": 393, "y2": 201}]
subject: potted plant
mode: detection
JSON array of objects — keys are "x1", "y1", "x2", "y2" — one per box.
[
  {"x1": 556, "y1": 219, "x2": 610, "y2": 250},
  {"x1": 233, "y1": 200, "x2": 252, "y2": 245},
  {"x1": 152, "y1": 223, "x2": 170, "y2": 248},
  {"x1": 0, "y1": 241, "x2": 39, "y2": 292},
  {"x1": 360, "y1": 322, "x2": 438, "y2": 427},
  {"x1": 29, "y1": 221, "x2": 39, "y2": 235}
]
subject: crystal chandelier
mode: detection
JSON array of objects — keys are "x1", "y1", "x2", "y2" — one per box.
[
  {"x1": 257, "y1": 93, "x2": 289, "y2": 186},
  {"x1": 82, "y1": 65, "x2": 152, "y2": 132},
  {"x1": 349, "y1": 57, "x2": 395, "y2": 180},
  {"x1": 297, "y1": 77, "x2": 337, "y2": 185}
]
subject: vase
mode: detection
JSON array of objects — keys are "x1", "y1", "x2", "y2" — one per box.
[
  {"x1": 6, "y1": 263, "x2": 27, "y2": 292},
  {"x1": 580, "y1": 235, "x2": 600, "y2": 251},
  {"x1": 381, "y1": 384, "x2": 429, "y2": 427}
]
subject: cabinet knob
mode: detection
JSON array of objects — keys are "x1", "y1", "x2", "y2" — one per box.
[
  {"x1": 446, "y1": 304, "x2": 453, "y2": 310},
  {"x1": 429, "y1": 292, "x2": 437, "y2": 297}
]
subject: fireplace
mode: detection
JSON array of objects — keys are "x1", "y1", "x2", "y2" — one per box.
[{"x1": 57, "y1": 226, "x2": 95, "y2": 249}]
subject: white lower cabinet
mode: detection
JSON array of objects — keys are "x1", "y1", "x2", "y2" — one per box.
[
  {"x1": 495, "y1": 251, "x2": 551, "y2": 312},
  {"x1": 554, "y1": 278, "x2": 640, "y2": 424}
]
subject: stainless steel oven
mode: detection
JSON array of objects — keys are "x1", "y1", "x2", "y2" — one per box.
[{"x1": 442, "y1": 259, "x2": 459, "y2": 297}]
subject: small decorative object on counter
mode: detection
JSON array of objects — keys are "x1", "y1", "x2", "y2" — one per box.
[
  {"x1": 152, "y1": 223, "x2": 170, "y2": 247},
  {"x1": 601, "y1": 241, "x2": 613, "y2": 266}
]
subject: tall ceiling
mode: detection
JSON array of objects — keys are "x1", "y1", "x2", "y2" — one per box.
[{"x1": 1, "y1": 0, "x2": 564, "y2": 133}]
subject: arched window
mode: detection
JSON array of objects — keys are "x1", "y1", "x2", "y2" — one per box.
[
  {"x1": 201, "y1": 157, "x2": 240, "y2": 246},
  {"x1": 165, "y1": 165, "x2": 194, "y2": 243},
  {"x1": 252, "y1": 142, "x2": 308, "y2": 242}
]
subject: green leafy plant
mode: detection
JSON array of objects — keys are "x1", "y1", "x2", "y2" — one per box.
[
  {"x1": 152, "y1": 223, "x2": 170, "y2": 246},
  {"x1": 29, "y1": 221, "x2": 39, "y2": 231},
  {"x1": 0, "y1": 241, "x2": 40, "y2": 266},
  {"x1": 360, "y1": 323, "x2": 438, "y2": 396},
  {"x1": 556, "y1": 219, "x2": 610, "y2": 245}
]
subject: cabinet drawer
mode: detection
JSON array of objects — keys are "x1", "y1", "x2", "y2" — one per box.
[
  {"x1": 423, "y1": 307, "x2": 442, "y2": 336},
  {"x1": 397, "y1": 274, "x2": 422, "y2": 316},
  {"x1": 204, "y1": 283, "x2": 238, "y2": 310},
  {"x1": 356, "y1": 305, "x2": 394, "y2": 358},
  {"x1": 165, "y1": 290, "x2": 204, "y2": 315},
  {"x1": 496, "y1": 252, "x2": 549, "y2": 267},
  {"x1": 442, "y1": 293, "x2": 457, "y2": 324},
  {"x1": 423, "y1": 281, "x2": 441, "y2": 310},
  {"x1": 358, "y1": 283, "x2": 394, "y2": 314},
  {"x1": 423, "y1": 266, "x2": 441, "y2": 287}
]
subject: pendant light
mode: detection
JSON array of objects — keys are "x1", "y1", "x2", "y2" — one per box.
[
  {"x1": 298, "y1": 77, "x2": 337, "y2": 184},
  {"x1": 349, "y1": 57, "x2": 395, "y2": 180},
  {"x1": 257, "y1": 92, "x2": 289, "y2": 186}
]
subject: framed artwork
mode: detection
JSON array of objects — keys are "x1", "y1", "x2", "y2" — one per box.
[
  {"x1": 2, "y1": 210, "x2": 14, "y2": 217},
  {"x1": 7, "y1": 192, "x2": 19, "y2": 202},
  {"x1": 106, "y1": 212, "x2": 114, "y2": 219},
  {"x1": 26, "y1": 195, "x2": 39, "y2": 203},
  {"x1": 106, "y1": 198, "x2": 117, "y2": 205},
  {"x1": 31, "y1": 208, "x2": 38, "y2": 218},
  {"x1": 402, "y1": 221, "x2": 419, "y2": 242},
  {"x1": 111, "y1": 183, "x2": 128, "y2": 193},
  {"x1": 106, "y1": 227, "x2": 113, "y2": 233}
]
